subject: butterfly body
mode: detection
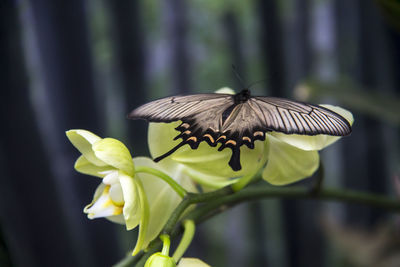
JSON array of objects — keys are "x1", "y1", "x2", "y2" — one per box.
[{"x1": 128, "y1": 89, "x2": 351, "y2": 171}]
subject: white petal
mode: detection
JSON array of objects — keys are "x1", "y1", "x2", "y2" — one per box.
[
  {"x1": 84, "y1": 184, "x2": 122, "y2": 218},
  {"x1": 103, "y1": 171, "x2": 119, "y2": 185},
  {"x1": 109, "y1": 183, "x2": 124, "y2": 206}
]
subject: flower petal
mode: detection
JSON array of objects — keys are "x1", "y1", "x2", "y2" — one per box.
[
  {"x1": 148, "y1": 122, "x2": 268, "y2": 187},
  {"x1": 133, "y1": 157, "x2": 196, "y2": 248},
  {"x1": 270, "y1": 105, "x2": 354, "y2": 151},
  {"x1": 119, "y1": 172, "x2": 141, "y2": 230},
  {"x1": 215, "y1": 87, "x2": 235, "y2": 94},
  {"x1": 74, "y1": 155, "x2": 115, "y2": 178},
  {"x1": 262, "y1": 135, "x2": 319, "y2": 185},
  {"x1": 83, "y1": 184, "x2": 123, "y2": 219},
  {"x1": 66, "y1": 130, "x2": 107, "y2": 166},
  {"x1": 93, "y1": 138, "x2": 135, "y2": 176}
]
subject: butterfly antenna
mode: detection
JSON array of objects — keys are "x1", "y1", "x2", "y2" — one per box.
[
  {"x1": 246, "y1": 79, "x2": 267, "y2": 89},
  {"x1": 231, "y1": 64, "x2": 247, "y2": 89}
]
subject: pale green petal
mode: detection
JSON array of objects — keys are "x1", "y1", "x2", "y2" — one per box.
[
  {"x1": 215, "y1": 87, "x2": 235, "y2": 94},
  {"x1": 270, "y1": 105, "x2": 354, "y2": 151},
  {"x1": 133, "y1": 157, "x2": 195, "y2": 248},
  {"x1": 74, "y1": 155, "x2": 115, "y2": 178},
  {"x1": 66, "y1": 130, "x2": 107, "y2": 166},
  {"x1": 93, "y1": 138, "x2": 135, "y2": 176},
  {"x1": 262, "y1": 135, "x2": 319, "y2": 185},
  {"x1": 178, "y1": 258, "x2": 210, "y2": 267},
  {"x1": 119, "y1": 172, "x2": 141, "y2": 230},
  {"x1": 132, "y1": 178, "x2": 150, "y2": 255},
  {"x1": 148, "y1": 122, "x2": 267, "y2": 187}
]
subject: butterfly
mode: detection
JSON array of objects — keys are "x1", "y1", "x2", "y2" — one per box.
[{"x1": 128, "y1": 89, "x2": 351, "y2": 171}]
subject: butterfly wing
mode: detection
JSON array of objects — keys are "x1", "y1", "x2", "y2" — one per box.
[
  {"x1": 129, "y1": 93, "x2": 352, "y2": 172},
  {"x1": 128, "y1": 93, "x2": 237, "y2": 164},
  {"x1": 248, "y1": 97, "x2": 352, "y2": 136},
  {"x1": 128, "y1": 93, "x2": 233, "y2": 125}
]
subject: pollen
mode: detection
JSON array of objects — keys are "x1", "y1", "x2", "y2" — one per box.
[{"x1": 183, "y1": 130, "x2": 191, "y2": 135}]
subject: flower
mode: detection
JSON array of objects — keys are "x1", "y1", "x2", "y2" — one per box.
[
  {"x1": 66, "y1": 130, "x2": 196, "y2": 254},
  {"x1": 147, "y1": 88, "x2": 354, "y2": 187},
  {"x1": 66, "y1": 130, "x2": 142, "y2": 227}
]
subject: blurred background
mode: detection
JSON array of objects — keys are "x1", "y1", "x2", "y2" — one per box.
[{"x1": 1, "y1": 0, "x2": 400, "y2": 266}]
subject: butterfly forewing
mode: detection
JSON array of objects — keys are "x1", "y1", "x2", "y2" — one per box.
[
  {"x1": 251, "y1": 97, "x2": 351, "y2": 136},
  {"x1": 128, "y1": 94, "x2": 233, "y2": 124}
]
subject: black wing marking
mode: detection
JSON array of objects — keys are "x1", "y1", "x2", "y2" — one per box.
[{"x1": 250, "y1": 97, "x2": 352, "y2": 136}]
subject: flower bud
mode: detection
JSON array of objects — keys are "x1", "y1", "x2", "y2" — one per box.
[{"x1": 145, "y1": 252, "x2": 176, "y2": 267}]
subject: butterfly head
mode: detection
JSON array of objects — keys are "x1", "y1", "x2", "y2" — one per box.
[{"x1": 234, "y1": 89, "x2": 251, "y2": 104}]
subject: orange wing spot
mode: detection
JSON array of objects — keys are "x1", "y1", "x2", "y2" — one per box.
[
  {"x1": 242, "y1": 136, "x2": 251, "y2": 142},
  {"x1": 203, "y1": 134, "x2": 215, "y2": 143},
  {"x1": 226, "y1": 140, "x2": 237, "y2": 146},
  {"x1": 181, "y1": 123, "x2": 190, "y2": 129},
  {"x1": 216, "y1": 135, "x2": 227, "y2": 142},
  {"x1": 187, "y1": 136, "x2": 197, "y2": 142},
  {"x1": 254, "y1": 131, "x2": 264, "y2": 137},
  {"x1": 183, "y1": 130, "x2": 191, "y2": 135}
]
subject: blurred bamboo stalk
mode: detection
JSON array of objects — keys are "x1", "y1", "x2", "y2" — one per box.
[{"x1": 295, "y1": 78, "x2": 400, "y2": 127}]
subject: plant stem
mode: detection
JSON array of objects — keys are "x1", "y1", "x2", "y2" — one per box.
[
  {"x1": 162, "y1": 186, "x2": 233, "y2": 235},
  {"x1": 172, "y1": 220, "x2": 195, "y2": 262},
  {"x1": 135, "y1": 166, "x2": 187, "y2": 198},
  {"x1": 114, "y1": 183, "x2": 400, "y2": 266}
]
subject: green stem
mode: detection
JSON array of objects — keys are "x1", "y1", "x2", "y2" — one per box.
[
  {"x1": 135, "y1": 166, "x2": 187, "y2": 198},
  {"x1": 172, "y1": 220, "x2": 195, "y2": 263},
  {"x1": 187, "y1": 185, "x2": 400, "y2": 222},
  {"x1": 162, "y1": 186, "x2": 233, "y2": 235},
  {"x1": 114, "y1": 184, "x2": 400, "y2": 266},
  {"x1": 159, "y1": 235, "x2": 171, "y2": 256}
]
